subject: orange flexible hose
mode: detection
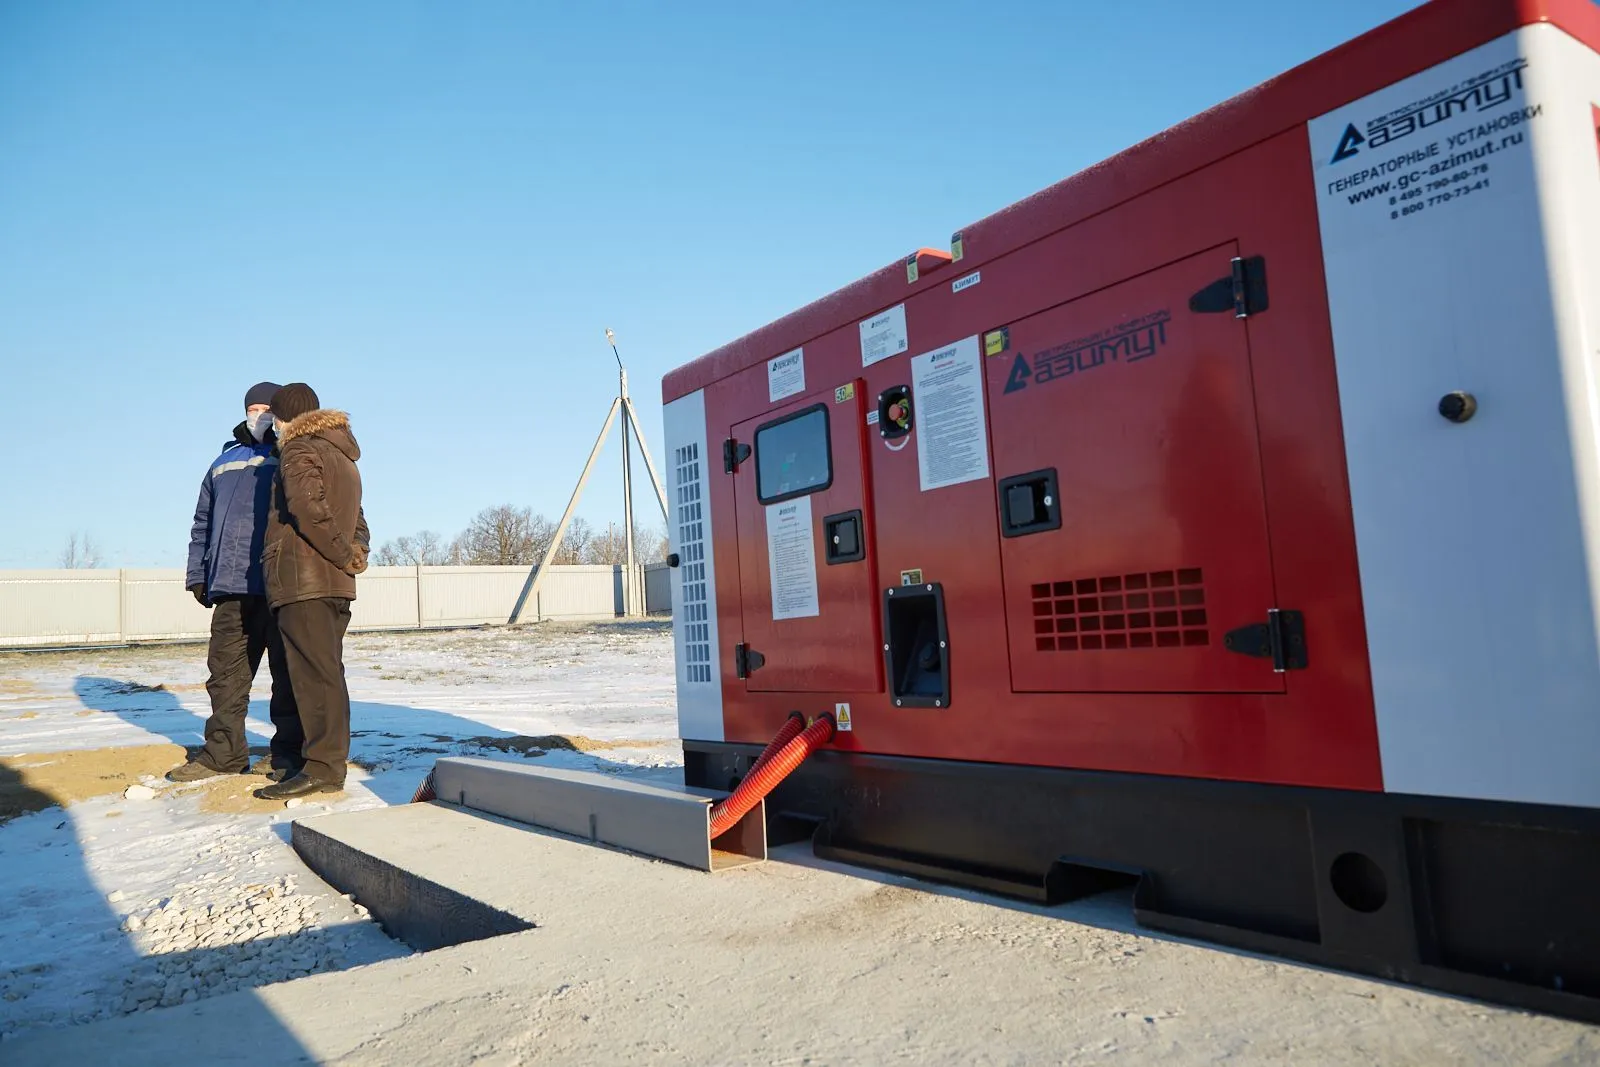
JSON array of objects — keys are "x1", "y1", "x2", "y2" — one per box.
[
  {"x1": 708, "y1": 713, "x2": 836, "y2": 840},
  {"x1": 747, "y1": 712, "x2": 806, "y2": 776}
]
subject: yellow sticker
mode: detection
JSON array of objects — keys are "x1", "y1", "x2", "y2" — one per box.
[
  {"x1": 905, "y1": 254, "x2": 919, "y2": 284},
  {"x1": 835, "y1": 702, "x2": 852, "y2": 732},
  {"x1": 951, "y1": 231, "x2": 965, "y2": 262},
  {"x1": 834, "y1": 382, "x2": 856, "y2": 403},
  {"x1": 984, "y1": 327, "x2": 1010, "y2": 357},
  {"x1": 900, "y1": 568, "x2": 923, "y2": 586}
]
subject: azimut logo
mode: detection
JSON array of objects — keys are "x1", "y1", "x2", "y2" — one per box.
[
  {"x1": 1330, "y1": 124, "x2": 1365, "y2": 163},
  {"x1": 1003, "y1": 311, "x2": 1170, "y2": 396},
  {"x1": 1329, "y1": 58, "x2": 1528, "y2": 164}
]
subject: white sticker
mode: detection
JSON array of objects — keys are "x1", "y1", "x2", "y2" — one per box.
[
  {"x1": 835, "y1": 702, "x2": 853, "y2": 731},
  {"x1": 1310, "y1": 47, "x2": 1537, "y2": 238},
  {"x1": 952, "y1": 271, "x2": 981, "y2": 293},
  {"x1": 767, "y1": 347, "x2": 805, "y2": 404},
  {"x1": 766, "y1": 495, "x2": 820, "y2": 620},
  {"x1": 865, "y1": 409, "x2": 880, "y2": 425},
  {"x1": 859, "y1": 304, "x2": 909, "y2": 367},
  {"x1": 910, "y1": 335, "x2": 990, "y2": 492}
]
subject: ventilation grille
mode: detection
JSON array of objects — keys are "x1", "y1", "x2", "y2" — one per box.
[
  {"x1": 674, "y1": 444, "x2": 713, "y2": 684},
  {"x1": 1031, "y1": 569, "x2": 1208, "y2": 652}
]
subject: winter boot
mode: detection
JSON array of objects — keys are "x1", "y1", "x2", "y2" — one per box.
[
  {"x1": 166, "y1": 760, "x2": 230, "y2": 783},
  {"x1": 253, "y1": 772, "x2": 343, "y2": 801},
  {"x1": 249, "y1": 757, "x2": 301, "y2": 782}
]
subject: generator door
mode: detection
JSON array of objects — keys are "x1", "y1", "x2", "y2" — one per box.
[
  {"x1": 730, "y1": 381, "x2": 882, "y2": 693},
  {"x1": 987, "y1": 242, "x2": 1284, "y2": 694}
]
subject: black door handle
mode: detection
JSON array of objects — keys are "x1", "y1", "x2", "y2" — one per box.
[
  {"x1": 824, "y1": 510, "x2": 865, "y2": 565},
  {"x1": 998, "y1": 469, "x2": 1061, "y2": 538}
]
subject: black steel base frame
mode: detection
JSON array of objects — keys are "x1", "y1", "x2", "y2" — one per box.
[{"x1": 684, "y1": 741, "x2": 1600, "y2": 1024}]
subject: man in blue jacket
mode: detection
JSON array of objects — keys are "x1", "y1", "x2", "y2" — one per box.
[{"x1": 167, "y1": 382, "x2": 304, "y2": 783}]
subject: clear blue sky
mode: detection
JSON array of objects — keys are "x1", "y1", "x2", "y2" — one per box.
[{"x1": 0, "y1": 0, "x2": 1422, "y2": 568}]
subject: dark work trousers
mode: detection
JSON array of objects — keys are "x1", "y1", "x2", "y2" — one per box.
[
  {"x1": 275, "y1": 598, "x2": 353, "y2": 786},
  {"x1": 200, "y1": 596, "x2": 303, "y2": 773}
]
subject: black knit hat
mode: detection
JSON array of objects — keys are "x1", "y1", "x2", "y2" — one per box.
[
  {"x1": 270, "y1": 383, "x2": 320, "y2": 425},
  {"x1": 244, "y1": 381, "x2": 280, "y2": 409}
]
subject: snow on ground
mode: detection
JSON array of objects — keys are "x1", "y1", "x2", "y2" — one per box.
[
  {"x1": 5, "y1": 618, "x2": 1598, "y2": 1061},
  {"x1": 0, "y1": 619, "x2": 679, "y2": 1043}
]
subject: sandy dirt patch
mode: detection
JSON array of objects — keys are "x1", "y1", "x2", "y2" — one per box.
[
  {"x1": 0, "y1": 744, "x2": 186, "y2": 822},
  {"x1": 459, "y1": 733, "x2": 675, "y2": 755},
  {"x1": 193, "y1": 773, "x2": 322, "y2": 815}
]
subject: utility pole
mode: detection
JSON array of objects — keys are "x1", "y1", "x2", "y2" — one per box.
[
  {"x1": 507, "y1": 329, "x2": 670, "y2": 625},
  {"x1": 612, "y1": 329, "x2": 638, "y2": 620}
]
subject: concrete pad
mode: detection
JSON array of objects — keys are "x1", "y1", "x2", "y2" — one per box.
[{"x1": 6, "y1": 801, "x2": 1598, "y2": 1066}]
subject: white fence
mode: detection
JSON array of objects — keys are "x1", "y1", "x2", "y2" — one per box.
[
  {"x1": 0, "y1": 563, "x2": 674, "y2": 650},
  {"x1": 644, "y1": 562, "x2": 671, "y2": 615}
]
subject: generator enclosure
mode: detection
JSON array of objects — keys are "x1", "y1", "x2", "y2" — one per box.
[{"x1": 662, "y1": 0, "x2": 1600, "y2": 1022}]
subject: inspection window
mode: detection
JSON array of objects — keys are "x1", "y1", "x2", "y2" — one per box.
[{"x1": 755, "y1": 403, "x2": 833, "y2": 504}]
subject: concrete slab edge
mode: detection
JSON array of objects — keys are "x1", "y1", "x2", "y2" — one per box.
[{"x1": 291, "y1": 812, "x2": 535, "y2": 952}]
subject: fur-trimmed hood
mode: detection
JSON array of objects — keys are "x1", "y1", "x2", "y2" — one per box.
[{"x1": 275, "y1": 408, "x2": 360, "y2": 461}]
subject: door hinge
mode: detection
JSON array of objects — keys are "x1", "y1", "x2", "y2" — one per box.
[
  {"x1": 723, "y1": 437, "x2": 751, "y2": 474},
  {"x1": 1223, "y1": 608, "x2": 1306, "y2": 672},
  {"x1": 735, "y1": 643, "x2": 765, "y2": 679},
  {"x1": 1189, "y1": 255, "x2": 1269, "y2": 319}
]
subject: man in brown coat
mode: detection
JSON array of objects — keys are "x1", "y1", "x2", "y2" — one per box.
[{"x1": 254, "y1": 382, "x2": 371, "y2": 801}]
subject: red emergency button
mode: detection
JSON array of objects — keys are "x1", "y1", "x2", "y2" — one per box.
[{"x1": 888, "y1": 403, "x2": 905, "y2": 423}]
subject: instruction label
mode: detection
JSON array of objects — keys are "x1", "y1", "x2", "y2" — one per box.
[
  {"x1": 766, "y1": 496, "x2": 820, "y2": 620},
  {"x1": 768, "y1": 347, "x2": 805, "y2": 404},
  {"x1": 910, "y1": 335, "x2": 990, "y2": 492},
  {"x1": 859, "y1": 304, "x2": 909, "y2": 367}
]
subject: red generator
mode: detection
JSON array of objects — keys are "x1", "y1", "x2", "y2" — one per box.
[{"x1": 660, "y1": 0, "x2": 1600, "y2": 1022}]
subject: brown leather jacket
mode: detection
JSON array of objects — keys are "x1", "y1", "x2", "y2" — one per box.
[{"x1": 263, "y1": 408, "x2": 370, "y2": 609}]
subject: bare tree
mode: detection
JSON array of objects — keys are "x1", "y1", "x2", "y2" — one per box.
[
  {"x1": 637, "y1": 521, "x2": 669, "y2": 565},
  {"x1": 583, "y1": 523, "x2": 628, "y2": 565},
  {"x1": 375, "y1": 530, "x2": 448, "y2": 567},
  {"x1": 59, "y1": 533, "x2": 102, "y2": 569},
  {"x1": 551, "y1": 516, "x2": 593, "y2": 565},
  {"x1": 413, "y1": 530, "x2": 447, "y2": 565},
  {"x1": 443, "y1": 508, "x2": 645, "y2": 569},
  {"x1": 454, "y1": 505, "x2": 558, "y2": 566},
  {"x1": 582, "y1": 520, "x2": 668, "y2": 566},
  {"x1": 530, "y1": 513, "x2": 557, "y2": 561}
]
